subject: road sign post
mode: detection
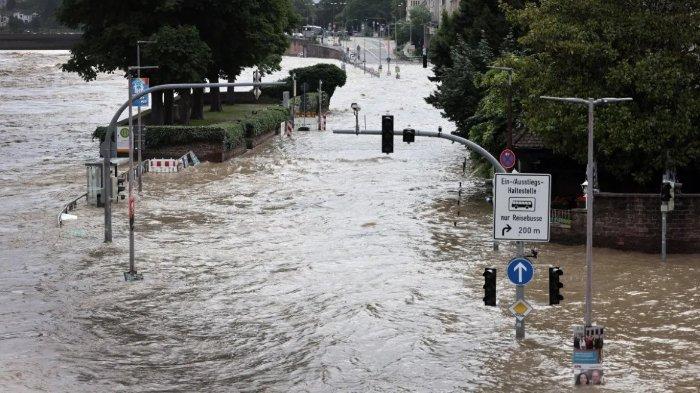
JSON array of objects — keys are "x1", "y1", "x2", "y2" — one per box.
[{"x1": 494, "y1": 172, "x2": 550, "y2": 339}]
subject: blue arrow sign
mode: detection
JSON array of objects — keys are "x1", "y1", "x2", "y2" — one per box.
[{"x1": 507, "y1": 257, "x2": 534, "y2": 285}]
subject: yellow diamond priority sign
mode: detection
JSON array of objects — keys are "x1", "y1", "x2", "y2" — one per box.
[{"x1": 509, "y1": 299, "x2": 533, "y2": 321}]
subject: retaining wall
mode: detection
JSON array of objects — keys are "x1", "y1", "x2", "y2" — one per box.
[
  {"x1": 286, "y1": 38, "x2": 345, "y2": 60},
  {"x1": 0, "y1": 33, "x2": 81, "y2": 50}
]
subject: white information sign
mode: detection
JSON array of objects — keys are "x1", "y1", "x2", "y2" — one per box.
[
  {"x1": 117, "y1": 127, "x2": 130, "y2": 154},
  {"x1": 493, "y1": 173, "x2": 551, "y2": 242}
]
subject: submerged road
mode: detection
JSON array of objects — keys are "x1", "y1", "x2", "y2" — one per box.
[{"x1": 0, "y1": 51, "x2": 698, "y2": 392}]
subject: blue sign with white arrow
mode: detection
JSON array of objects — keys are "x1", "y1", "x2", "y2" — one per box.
[{"x1": 507, "y1": 257, "x2": 534, "y2": 285}]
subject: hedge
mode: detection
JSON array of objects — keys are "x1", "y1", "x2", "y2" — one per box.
[
  {"x1": 93, "y1": 106, "x2": 288, "y2": 151},
  {"x1": 262, "y1": 63, "x2": 346, "y2": 100}
]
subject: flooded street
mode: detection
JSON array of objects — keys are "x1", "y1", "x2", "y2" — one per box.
[{"x1": 1, "y1": 51, "x2": 698, "y2": 392}]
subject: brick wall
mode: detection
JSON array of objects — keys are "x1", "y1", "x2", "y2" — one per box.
[{"x1": 551, "y1": 193, "x2": 700, "y2": 253}]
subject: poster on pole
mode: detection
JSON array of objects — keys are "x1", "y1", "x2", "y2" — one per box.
[
  {"x1": 572, "y1": 325, "x2": 605, "y2": 386},
  {"x1": 130, "y1": 77, "x2": 149, "y2": 107}
]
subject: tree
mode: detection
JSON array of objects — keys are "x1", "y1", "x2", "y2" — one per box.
[
  {"x1": 292, "y1": 0, "x2": 315, "y2": 25},
  {"x1": 178, "y1": 0, "x2": 297, "y2": 112},
  {"x1": 143, "y1": 26, "x2": 211, "y2": 124},
  {"x1": 427, "y1": 38, "x2": 494, "y2": 133},
  {"x1": 342, "y1": 0, "x2": 392, "y2": 26},
  {"x1": 8, "y1": 16, "x2": 25, "y2": 32},
  {"x1": 57, "y1": 0, "x2": 297, "y2": 121},
  {"x1": 426, "y1": 1, "x2": 527, "y2": 157},
  {"x1": 315, "y1": 0, "x2": 343, "y2": 30},
  {"x1": 512, "y1": 0, "x2": 700, "y2": 187},
  {"x1": 429, "y1": 0, "x2": 523, "y2": 71},
  {"x1": 408, "y1": 4, "x2": 431, "y2": 48}
]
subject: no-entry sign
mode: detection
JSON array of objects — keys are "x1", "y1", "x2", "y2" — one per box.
[{"x1": 493, "y1": 173, "x2": 551, "y2": 242}]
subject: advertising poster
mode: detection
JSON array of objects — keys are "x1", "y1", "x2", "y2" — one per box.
[
  {"x1": 130, "y1": 77, "x2": 149, "y2": 107},
  {"x1": 573, "y1": 325, "x2": 605, "y2": 386}
]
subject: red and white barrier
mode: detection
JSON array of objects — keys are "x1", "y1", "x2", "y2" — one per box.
[{"x1": 149, "y1": 159, "x2": 178, "y2": 173}]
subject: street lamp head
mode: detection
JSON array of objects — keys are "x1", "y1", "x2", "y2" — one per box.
[{"x1": 351, "y1": 102, "x2": 360, "y2": 111}]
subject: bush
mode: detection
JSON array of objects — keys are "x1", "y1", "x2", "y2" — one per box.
[
  {"x1": 263, "y1": 63, "x2": 346, "y2": 99},
  {"x1": 292, "y1": 91, "x2": 330, "y2": 113},
  {"x1": 93, "y1": 106, "x2": 289, "y2": 151}
]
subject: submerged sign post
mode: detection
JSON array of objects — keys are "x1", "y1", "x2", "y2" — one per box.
[
  {"x1": 493, "y1": 172, "x2": 550, "y2": 340},
  {"x1": 493, "y1": 173, "x2": 551, "y2": 242}
]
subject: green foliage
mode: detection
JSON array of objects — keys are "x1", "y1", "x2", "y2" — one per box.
[
  {"x1": 404, "y1": 4, "x2": 431, "y2": 48},
  {"x1": 144, "y1": 26, "x2": 211, "y2": 85},
  {"x1": 264, "y1": 63, "x2": 347, "y2": 99},
  {"x1": 426, "y1": 38, "x2": 495, "y2": 132},
  {"x1": 342, "y1": 0, "x2": 392, "y2": 24},
  {"x1": 292, "y1": 0, "x2": 315, "y2": 25},
  {"x1": 292, "y1": 91, "x2": 330, "y2": 113},
  {"x1": 427, "y1": 1, "x2": 525, "y2": 141},
  {"x1": 429, "y1": 0, "x2": 523, "y2": 72},
  {"x1": 511, "y1": 0, "x2": 700, "y2": 185},
  {"x1": 93, "y1": 106, "x2": 288, "y2": 150},
  {"x1": 56, "y1": 0, "x2": 296, "y2": 82}
]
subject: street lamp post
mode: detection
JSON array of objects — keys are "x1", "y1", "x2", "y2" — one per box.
[{"x1": 540, "y1": 96, "x2": 633, "y2": 326}]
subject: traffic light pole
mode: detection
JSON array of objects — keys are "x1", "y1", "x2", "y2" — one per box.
[
  {"x1": 333, "y1": 128, "x2": 506, "y2": 173},
  {"x1": 515, "y1": 241, "x2": 525, "y2": 339},
  {"x1": 334, "y1": 127, "x2": 534, "y2": 339}
]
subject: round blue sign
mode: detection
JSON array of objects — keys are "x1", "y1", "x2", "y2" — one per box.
[
  {"x1": 499, "y1": 149, "x2": 517, "y2": 170},
  {"x1": 507, "y1": 257, "x2": 534, "y2": 285}
]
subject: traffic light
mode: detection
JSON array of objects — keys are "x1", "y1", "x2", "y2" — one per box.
[
  {"x1": 661, "y1": 181, "x2": 672, "y2": 202},
  {"x1": 117, "y1": 178, "x2": 126, "y2": 194},
  {"x1": 483, "y1": 268, "x2": 497, "y2": 306},
  {"x1": 381, "y1": 115, "x2": 394, "y2": 154},
  {"x1": 548, "y1": 267, "x2": 564, "y2": 305},
  {"x1": 402, "y1": 128, "x2": 415, "y2": 144}
]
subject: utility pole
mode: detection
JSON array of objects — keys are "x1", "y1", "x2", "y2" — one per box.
[
  {"x1": 540, "y1": 96, "x2": 632, "y2": 326},
  {"x1": 135, "y1": 40, "x2": 156, "y2": 192}
]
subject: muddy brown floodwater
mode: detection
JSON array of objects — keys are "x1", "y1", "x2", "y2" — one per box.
[{"x1": 1, "y1": 51, "x2": 698, "y2": 392}]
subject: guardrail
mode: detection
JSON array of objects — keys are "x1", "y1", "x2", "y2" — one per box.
[{"x1": 57, "y1": 193, "x2": 87, "y2": 226}]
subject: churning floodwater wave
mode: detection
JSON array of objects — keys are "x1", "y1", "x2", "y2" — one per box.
[{"x1": 0, "y1": 51, "x2": 698, "y2": 392}]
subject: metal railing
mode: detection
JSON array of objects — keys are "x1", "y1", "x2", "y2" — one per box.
[
  {"x1": 57, "y1": 193, "x2": 87, "y2": 226},
  {"x1": 551, "y1": 209, "x2": 572, "y2": 227}
]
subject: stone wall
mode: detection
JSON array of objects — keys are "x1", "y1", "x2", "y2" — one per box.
[
  {"x1": 286, "y1": 38, "x2": 345, "y2": 61},
  {"x1": 551, "y1": 193, "x2": 700, "y2": 253}
]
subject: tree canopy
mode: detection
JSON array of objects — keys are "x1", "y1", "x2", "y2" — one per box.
[
  {"x1": 426, "y1": 0, "x2": 699, "y2": 188},
  {"x1": 512, "y1": 0, "x2": 700, "y2": 186},
  {"x1": 56, "y1": 0, "x2": 298, "y2": 82}
]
